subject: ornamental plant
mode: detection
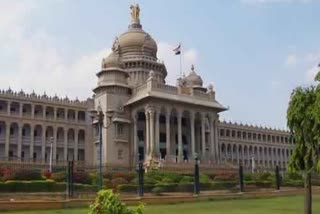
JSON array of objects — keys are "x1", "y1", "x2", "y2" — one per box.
[{"x1": 89, "y1": 189, "x2": 144, "y2": 214}]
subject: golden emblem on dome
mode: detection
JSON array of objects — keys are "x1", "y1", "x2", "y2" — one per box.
[{"x1": 130, "y1": 3, "x2": 140, "y2": 24}]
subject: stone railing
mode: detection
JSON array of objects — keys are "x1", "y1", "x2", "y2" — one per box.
[
  {"x1": 0, "y1": 88, "x2": 92, "y2": 107},
  {"x1": 132, "y1": 81, "x2": 214, "y2": 102}
]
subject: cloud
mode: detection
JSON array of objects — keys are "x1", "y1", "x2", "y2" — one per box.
[
  {"x1": 285, "y1": 54, "x2": 298, "y2": 67},
  {"x1": 241, "y1": 0, "x2": 313, "y2": 3},
  {"x1": 157, "y1": 42, "x2": 198, "y2": 85}
]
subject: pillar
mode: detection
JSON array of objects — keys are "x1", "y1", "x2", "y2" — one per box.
[
  {"x1": 133, "y1": 113, "x2": 138, "y2": 163},
  {"x1": 17, "y1": 125, "x2": 22, "y2": 160},
  {"x1": 145, "y1": 111, "x2": 149, "y2": 157},
  {"x1": 64, "y1": 128, "x2": 68, "y2": 160},
  {"x1": 209, "y1": 116, "x2": 215, "y2": 161},
  {"x1": 29, "y1": 125, "x2": 34, "y2": 161},
  {"x1": 41, "y1": 125, "x2": 46, "y2": 163},
  {"x1": 53, "y1": 127, "x2": 57, "y2": 162},
  {"x1": 74, "y1": 130, "x2": 78, "y2": 161},
  {"x1": 149, "y1": 110, "x2": 155, "y2": 156},
  {"x1": 166, "y1": 111, "x2": 171, "y2": 158},
  {"x1": 214, "y1": 119, "x2": 220, "y2": 163},
  {"x1": 237, "y1": 145, "x2": 240, "y2": 165},
  {"x1": 177, "y1": 110, "x2": 183, "y2": 162},
  {"x1": 155, "y1": 111, "x2": 160, "y2": 156},
  {"x1": 190, "y1": 112, "x2": 195, "y2": 159},
  {"x1": 5, "y1": 122, "x2": 10, "y2": 160},
  {"x1": 201, "y1": 114, "x2": 206, "y2": 158},
  {"x1": 7, "y1": 101, "x2": 11, "y2": 115}
]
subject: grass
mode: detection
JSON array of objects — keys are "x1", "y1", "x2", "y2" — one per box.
[{"x1": 3, "y1": 195, "x2": 320, "y2": 214}]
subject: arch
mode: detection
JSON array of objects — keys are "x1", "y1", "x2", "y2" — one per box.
[
  {"x1": 34, "y1": 105, "x2": 44, "y2": 118},
  {"x1": 67, "y1": 129, "x2": 75, "y2": 143},
  {"x1": 56, "y1": 127, "x2": 65, "y2": 143},
  {"x1": 22, "y1": 124, "x2": 31, "y2": 145},
  {"x1": 34, "y1": 125, "x2": 42, "y2": 146},
  {"x1": 78, "y1": 129, "x2": 85, "y2": 143}
]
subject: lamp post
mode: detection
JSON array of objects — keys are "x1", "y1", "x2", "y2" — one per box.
[{"x1": 89, "y1": 105, "x2": 113, "y2": 190}]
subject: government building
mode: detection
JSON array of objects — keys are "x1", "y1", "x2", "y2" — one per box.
[{"x1": 0, "y1": 5, "x2": 294, "y2": 170}]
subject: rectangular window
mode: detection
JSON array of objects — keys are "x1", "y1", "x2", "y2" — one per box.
[
  {"x1": 117, "y1": 124, "x2": 124, "y2": 136},
  {"x1": 9, "y1": 151, "x2": 13, "y2": 157},
  {"x1": 137, "y1": 130, "x2": 144, "y2": 141},
  {"x1": 160, "y1": 133, "x2": 166, "y2": 142}
]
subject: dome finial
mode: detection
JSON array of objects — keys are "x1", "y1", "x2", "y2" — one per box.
[
  {"x1": 129, "y1": 4, "x2": 141, "y2": 28},
  {"x1": 191, "y1": 64, "x2": 195, "y2": 72}
]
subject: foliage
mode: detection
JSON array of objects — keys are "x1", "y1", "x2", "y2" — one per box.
[
  {"x1": 2, "y1": 168, "x2": 43, "y2": 181},
  {"x1": 199, "y1": 174, "x2": 211, "y2": 183},
  {"x1": 110, "y1": 177, "x2": 128, "y2": 188},
  {"x1": 179, "y1": 176, "x2": 194, "y2": 184},
  {"x1": 151, "y1": 186, "x2": 164, "y2": 196},
  {"x1": 89, "y1": 189, "x2": 144, "y2": 214},
  {"x1": 42, "y1": 169, "x2": 52, "y2": 179},
  {"x1": 51, "y1": 171, "x2": 66, "y2": 182},
  {"x1": 213, "y1": 171, "x2": 237, "y2": 181},
  {"x1": 73, "y1": 171, "x2": 91, "y2": 184}
]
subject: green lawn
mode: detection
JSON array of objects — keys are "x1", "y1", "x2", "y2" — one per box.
[{"x1": 4, "y1": 195, "x2": 320, "y2": 214}]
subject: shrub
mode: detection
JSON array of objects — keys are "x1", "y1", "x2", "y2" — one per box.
[
  {"x1": 176, "y1": 183, "x2": 194, "y2": 192},
  {"x1": 213, "y1": 172, "x2": 237, "y2": 181},
  {"x1": 245, "y1": 181, "x2": 273, "y2": 188},
  {"x1": 199, "y1": 174, "x2": 211, "y2": 183},
  {"x1": 212, "y1": 181, "x2": 237, "y2": 190},
  {"x1": 3, "y1": 168, "x2": 43, "y2": 181},
  {"x1": 179, "y1": 176, "x2": 194, "y2": 184},
  {"x1": 151, "y1": 186, "x2": 164, "y2": 196},
  {"x1": 110, "y1": 177, "x2": 128, "y2": 188},
  {"x1": 117, "y1": 184, "x2": 138, "y2": 193},
  {"x1": 89, "y1": 189, "x2": 144, "y2": 214},
  {"x1": 252, "y1": 172, "x2": 274, "y2": 182},
  {"x1": 42, "y1": 169, "x2": 52, "y2": 179},
  {"x1": 73, "y1": 171, "x2": 91, "y2": 184},
  {"x1": 283, "y1": 172, "x2": 303, "y2": 181},
  {"x1": 51, "y1": 171, "x2": 66, "y2": 182},
  {"x1": 243, "y1": 173, "x2": 253, "y2": 181}
]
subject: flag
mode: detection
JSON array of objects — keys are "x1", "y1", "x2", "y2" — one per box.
[{"x1": 173, "y1": 44, "x2": 181, "y2": 55}]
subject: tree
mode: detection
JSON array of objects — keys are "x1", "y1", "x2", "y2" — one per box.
[{"x1": 287, "y1": 70, "x2": 320, "y2": 214}]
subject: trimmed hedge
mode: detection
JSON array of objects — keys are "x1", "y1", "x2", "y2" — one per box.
[
  {"x1": 0, "y1": 180, "x2": 97, "y2": 192},
  {"x1": 245, "y1": 181, "x2": 273, "y2": 188}
]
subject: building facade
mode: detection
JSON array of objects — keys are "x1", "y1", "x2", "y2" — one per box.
[{"x1": 0, "y1": 4, "x2": 294, "y2": 169}]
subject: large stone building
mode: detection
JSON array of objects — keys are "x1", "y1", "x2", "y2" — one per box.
[{"x1": 0, "y1": 4, "x2": 294, "y2": 170}]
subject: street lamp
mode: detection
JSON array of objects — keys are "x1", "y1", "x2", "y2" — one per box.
[{"x1": 89, "y1": 105, "x2": 113, "y2": 190}]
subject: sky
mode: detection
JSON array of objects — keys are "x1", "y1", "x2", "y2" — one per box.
[{"x1": 0, "y1": 0, "x2": 319, "y2": 129}]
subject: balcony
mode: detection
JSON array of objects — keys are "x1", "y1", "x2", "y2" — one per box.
[
  {"x1": 22, "y1": 136, "x2": 31, "y2": 145},
  {"x1": 34, "y1": 137, "x2": 42, "y2": 145}
]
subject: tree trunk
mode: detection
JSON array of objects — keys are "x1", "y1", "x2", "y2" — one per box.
[{"x1": 304, "y1": 172, "x2": 312, "y2": 214}]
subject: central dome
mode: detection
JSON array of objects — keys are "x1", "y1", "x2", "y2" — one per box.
[
  {"x1": 110, "y1": 4, "x2": 158, "y2": 58},
  {"x1": 117, "y1": 28, "x2": 157, "y2": 58}
]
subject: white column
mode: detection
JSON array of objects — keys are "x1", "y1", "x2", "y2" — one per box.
[
  {"x1": 155, "y1": 111, "x2": 160, "y2": 156},
  {"x1": 29, "y1": 125, "x2": 34, "y2": 161},
  {"x1": 190, "y1": 112, "x2": 195, "y2": 159},
  {"x1": 149, "y1": 110, "x2": 155, "y2": 156},
  {"x1": 64, "y1": 128, "x2": 68, "y2": 160},
  {"x1": 74, "y1": 130, "x2": 78, "y2": 161},
  {"x1": 41, "y1": 125, "x2": 46, "y2": 163},
  {"x1": 145, "y1": 111, "x2": 149, "y2": 157},
  {"x1": 177, "y1": 111, "x2": 183, "y2": 162},
  {"x1": 53, "y1": 127, "x2": 57, "y2": 162},
  {"x1": 5, "y1": 122, "x2": 10, "y2": 160},
  {"x1": 166, "y1": 111, "x2": 171, "y2": 158},
  {"x1": 209, "y1": 116, "x2": 215, "y2": 161},
  {"x1": 237, "y1": 145, "x2": 240, "y2": 165},
  {"x1": 201, "y1": 114, "x2": 206, "y2": 158},
  {"x1": 17, "y1": 125, "x2": 22, "y2": 160},
  {"x1": 133, "y1": 113, "x2": 138, "y2": 163}
]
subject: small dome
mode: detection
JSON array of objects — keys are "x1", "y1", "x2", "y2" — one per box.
[
  {"x1": 184, "y1": 65, "x2": 203, "y2": 87},
  {"x1": 101, "y1": 52, "x2": 124, "y2": 69}
]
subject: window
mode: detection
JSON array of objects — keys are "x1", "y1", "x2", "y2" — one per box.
[
  {"x1": 117, "y1": 124, "x2": 124, "y2": 136},
  {"x1": 253, "y1": 133, "x2": 256, "y2": 140},
  {"x1": 137, "y1": 130, "x2": 144, "y2": 141},
  {"x1": 220, "y1": 129, "x2": 225, "y2": 137},
  {"x1": 237, "y1": 131, "x2": 241, "y2": 138},
  {"x1": 242, "y1": 132, "x2": 247, "y2": 139},
  {"x1": 22, "y1": 129, "x2": 26, "y2": 136},
  {"x1": 160, "y1": 133, "x2": 166, "y2": 142},
  {"x1": 258, "y1": 134, "x2": 261, "y2": 141},
  {"x1": 10, "y1": 128, "x2": 14, "y2": 135},
  {"x1": 226, "y1": 130, "x2": 230, "y2": 137},
  {"x1": 9, "y1": 151, "x2": 13, "y2": 157},
  {"x1": 248, "y1": 132, "x2": 252, "y2": 140},
  {"x1": 231, "y1": 130, "x2": 236, "y2": 138},
  {"x1": 262, "y1": 135, "x2": 266, "y2": 141}
]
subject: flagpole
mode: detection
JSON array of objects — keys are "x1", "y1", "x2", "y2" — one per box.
[{"x1": 179, "y1": 43, "x2": 182, "y2": 78}]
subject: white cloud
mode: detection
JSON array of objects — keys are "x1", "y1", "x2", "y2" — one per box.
[
  {"x1": 306, "y1": 65, "x2": 319, "y2": 82},
  {"x1": 157, "y1": 42, "x2": 198, "y2": 85},
  {"x1": 285, "y1": 54, "x2": 298, "y2": 67},
  {"x1": 241, "y1": 0, "x2": 313, "y2": 3},
  {"x1": 0, "y1": 1, "x2": 111, "y2": 100}
]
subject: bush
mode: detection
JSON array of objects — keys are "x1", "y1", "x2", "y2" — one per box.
[
  {"x1": 199, "y1": 174, "x2": 211, "y2": 183},
  {"x1": 3, "y1": 168, "x2": 43, "y2": 181},
  {"x1": 252, "y1": 172, "x2": 274, "y2": 182},
  {"x1": 243, "y1": 173, "x2": 253, "y2": 181},
  {"x1": 282, "y1": 179, "x2": 304, "y2": 187},
  {"x1": 245, "y1": 181, "x2": 273, "y2": 188},
  {"x1": 110, "y1": 177, "x2": 128, "y2": 188},
  {"x1": 212, "y1": 181, "x2": 237, "y2": 190},
  {"x1": 214, "y1": 172, "x2": 237, "y2": 181},
  {"x1": 73, "y1": 171, "x2": 91, "y2": 184},
  {"x1": 51, "y1": 171, "x2": 66, "y2": 182},
  {"x1": 176, "y1": 183, "x2": 194, "y2": 192},
  {"x1": 283, "y1": 172, "x2": 303, "y2": 181},
  {"x1": 179, "y1": 176, "x2": 194, "y2": 184},
  {"x1": 117, "y1": 184, "x2": 138, "y2": 193},
  {"x1": 151, "y1": 186, "x2": 164, "y2": 196},
  {"x1": 89, "y1": 189, "x2": 144, "y2": 214},
  {"x1": 42, "y1": 169, "x2": 52, "y2": 179}
]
